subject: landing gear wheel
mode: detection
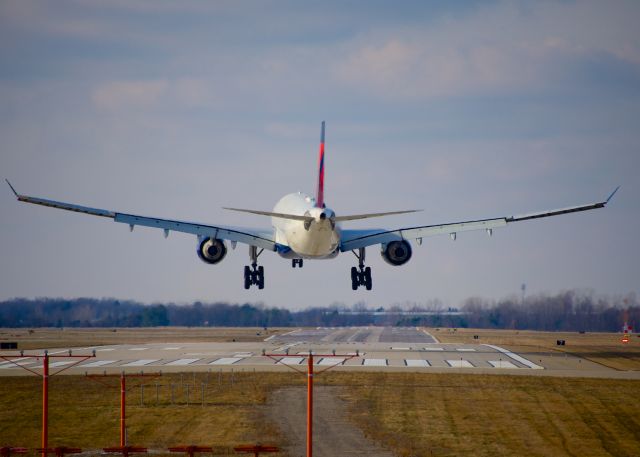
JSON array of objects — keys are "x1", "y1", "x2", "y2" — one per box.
[
  {"x1": 350, "y1": 248, "x2": 373, "y2": 290},
  {"x1": 292, "y1": 259, "x2": 304, "y2": 268},
  {"x1": 351, "y1": 267, "x2": 358, "y2": 290},
  {"x1": 243, "y1": 266, "x2": 251, "y2": 290},
  {"x1": 364, "y1": 266, "x2": 372, "y2": 290},
  {"x1": 257, "y1": 266, "x2": 265, "y2": 289}
]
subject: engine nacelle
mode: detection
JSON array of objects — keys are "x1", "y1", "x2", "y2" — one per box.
[
  {"x1": 197, "y1": 237, "x2": 227, "y2": 265},
  {"x1": 381, "y1": 240, "x2": 412, "y2": 266}
]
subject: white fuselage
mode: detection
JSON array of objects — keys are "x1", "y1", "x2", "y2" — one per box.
[{"x1": 272, "y1": 192, "x2": 341, "y2": 259}]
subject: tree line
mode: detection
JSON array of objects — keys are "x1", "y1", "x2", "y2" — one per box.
[{"x1": 0, "y1": 290, "x2": 637, "y2": 332}]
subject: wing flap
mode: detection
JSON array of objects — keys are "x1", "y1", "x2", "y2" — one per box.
[{"x1": 115, "y1": 213, "x2": 276, "y2": 251}]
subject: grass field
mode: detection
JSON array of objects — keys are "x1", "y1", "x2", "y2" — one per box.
[
  {"x1": 0, "y1": 327, "x2": 285, "y2": 350},
  {"x1": 1, "y1": 371, "x2": 639, "y2": 457},
  {"x1": 429, "y1": 327, "x2": 640, "y2": 371}
]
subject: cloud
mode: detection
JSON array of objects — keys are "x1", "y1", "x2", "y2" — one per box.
[
  {"x1": 92, "y1": 80, "x2": 169, "y2": 110},
  {"x1": 332, "y1": 1, "x2": 640, "y2": 99}
]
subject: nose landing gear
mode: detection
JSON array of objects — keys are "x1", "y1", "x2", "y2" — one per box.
[
  {"x1": 292, "y1": 259, "x2": 304, "y2": 268},
  {"x1": 244, "y1": 246, "x2": 265, "y2": 289},
  {"x1": 351, "y1": 248, "x2": 372, "y2": 290}
]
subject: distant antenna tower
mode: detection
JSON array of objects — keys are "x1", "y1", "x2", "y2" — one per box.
[{"x1": 521, "y1": 283, "x2": 526, "y2": 305}]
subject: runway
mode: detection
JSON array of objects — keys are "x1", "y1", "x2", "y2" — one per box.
[{"x1": 0, "y1": 327, "x2": 636, "y2": 378}]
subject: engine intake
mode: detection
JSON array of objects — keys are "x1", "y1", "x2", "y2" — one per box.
[
  {"x1": 197, "y1": 237, "x2": 227, "y2": 264},
  {"x1": 381, "y1": 240, "x2": 412, "y2": 266}
]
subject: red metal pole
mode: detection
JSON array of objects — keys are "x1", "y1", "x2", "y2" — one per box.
[
  {"x1": 120, "y1": 372, "x2": 126, "y2": 446},
  {"x1": 307, "y1": 353, "x2": 313, "y2": 457},
  {"x1": 42, "y1": 354, "x2": 49, "y2": 457}
]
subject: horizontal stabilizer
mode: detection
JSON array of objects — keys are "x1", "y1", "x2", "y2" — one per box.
[
  {"x1": 223, "y1": 207, "x2": 312, "y2": 222},
  {"x1": 334, "y1": 209, "x2": 421, "y2": 222}
]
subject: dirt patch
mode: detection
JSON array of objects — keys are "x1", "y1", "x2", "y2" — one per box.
[{"x1": 266, "y1": 386, "x2": 395, "y2": 457}]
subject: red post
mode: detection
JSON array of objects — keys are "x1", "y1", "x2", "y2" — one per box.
[
  {"x1": 306, "y1": 353, "x2": 313, "y2": 457},
  {"x1": 42, "y1": 353, "x2": 49, "y2": 457},
  {"x1": 120, "y1": 373, "x2": 126, "y2": 446}
]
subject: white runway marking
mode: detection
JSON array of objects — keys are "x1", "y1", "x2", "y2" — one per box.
[
  {"x1": 446, "y1": 360, "x2": 474, "y2": 368},
  {"x1": 210, "y1": 357, "x2": 242, "y2": 365},
  {"x1": 489, "y1": 360, "x2": 518, "y2": 369},
  {"x1": 121, "y1": 359, "x2": 158, "y2": 367},
  {"x1": 49, "y1": 361, "x2": 73, "y2": 368},
  {"x1": 165, "y1": 358, "x2": 200, "y2": 366},
  {"x1": 363, "y1": 359, "x2": 387, "y2": 367},
  {"x1": 405, "y1": 359, "x2": 430, "y2": 367},
  {"x1": 96, "y1": 348, "x2": 115, "y2": 352},
  {"x1": 0, "y1": 359, "x2": 36, "y2": 369},
  {"x1": 423, "y1": 347, "x2": 444, "y2": 351},
  {"x1": 278, "y1": 357, "x2": 305, "y2": 365},
  {"x1": 129, "y1": 347, "x2": 148, "y2": 351},
  {"x1": 392, "y1": 347, "x2": 411, "y2": 351},
  {"x1": 317, "y1": 358, "x2": 345, "y2": 366},
  {"x1": 456, "y1": 348, "x2": 476, "y2": 352},
  {"x1": 80, "y1": 360, "x2": 117, "y2": 368},
  {"x1": 484, "y1": 344, "x2": 544, "y2": 369},
  {"x1": 162, "y1": 347, "x2": 183, "y2": 350},
  {"x1": 234, "y1": 352, "x2": 253, "y2": 358}
]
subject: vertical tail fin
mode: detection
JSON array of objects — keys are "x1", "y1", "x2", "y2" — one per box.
[{"x1": 315, "y1": 121, "x2": 325, "y2": 208}]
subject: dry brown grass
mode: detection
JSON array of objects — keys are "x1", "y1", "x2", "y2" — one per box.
[
  {"x1": 333, "y1": 372, "x2": 640, "y2": 457},
  {"x1": 428, "y1": 327, "x2": 640, "y2": 371},
  {"x1": 0, "y1": 371, "x2": 300, "y2": 454},
  {"x1": 0, "y1": 327, "x2": 286, "y2": 350},
  {"x1": 1, "y1": 371, "x2": 639, "y2": 457}
]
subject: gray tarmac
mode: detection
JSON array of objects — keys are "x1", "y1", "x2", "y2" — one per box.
[{"x1": 1, "y1": 327, "x2": 638, "y2": 379}]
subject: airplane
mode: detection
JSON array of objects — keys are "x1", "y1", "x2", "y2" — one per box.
[{"x1": 6, "y1": 121, "x2": 618, "y2": 290}]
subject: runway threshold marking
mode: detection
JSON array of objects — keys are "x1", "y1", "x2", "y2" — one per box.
[
  {"x1": 489, "y1": 360, "x2": 519, "y2": 369},
  {"x1": 48, "y1": 361, "x2": 74, "y2": 368},
  {"x1": 165, "y1": 358, "x2": 200, "y2": 366},
  {"x1": 210, "y1": 357, "x2": 242, "y2": 365},
  {"x1": 278, "y1": 357, "x2": 305, "y2": 365},
  {"x1": 121, "y1": 359, "x2": 158, "y2": 367},
  {"x1": 456, "y1": 348, "x2": 476, "y2": 352},
  {"x1": 446, "y1": 360, "x2": 474, "y2": 368},
  {"x1": 405, "y1": 359, "x2": 430, "y2": 367},
  {"x1": 423, "y1": 347, "x2": 444, "y2": 351},
  {"x1": 363, "y1": 359, "x2": 387, "y2": 367},
  {"x1": 80, "y1": 360, "x2": 118, "y2": 368},
  {"x1": 317, "y1": 358, "x2": 345, "y2": 366}
]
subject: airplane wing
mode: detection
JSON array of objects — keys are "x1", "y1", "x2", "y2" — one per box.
[
  {"x1": 340, "y1": 187, "x2": 619, "y2": 252},
  {"x1": 6, "y1": 180, "x2": 276, "y2": 251}
]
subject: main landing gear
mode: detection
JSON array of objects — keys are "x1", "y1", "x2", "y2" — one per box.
[
  {"x1": 351, "y1": 247, "x2": 372, "y2": 291},
  {"x1": 292, "y1": 259, "x2": 304, "y2": 268},
  {"x1": 244, "y1": 246, "x2": 264, "y2": 290}
]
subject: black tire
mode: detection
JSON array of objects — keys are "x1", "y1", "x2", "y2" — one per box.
[
  {"x1": 299, "y1": 259, "x2": 304, "y2": 268},
  {"x1": 364, "y1": 266, "x2": 372, "y2": 291},
  {"x1": 258, "y1": 266, "x2": 265, "y2": 289},
  {"x1": 243, "y1": 266, "x2": 251, "y2": 289},
  {"x1": 351, "y1": 267, "x2": 359, "y2": 290}
]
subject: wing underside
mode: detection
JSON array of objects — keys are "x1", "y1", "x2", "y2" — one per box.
[
  {"x1": 340, "y1": 188, "x2": 618, "y2": 251},
  {"x1": 7, "y1": 182, "x2": 276, "y2": 251}
]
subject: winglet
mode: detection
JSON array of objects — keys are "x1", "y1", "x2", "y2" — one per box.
[
  {"x1": 5, "y1": 179, "x2": 19, "y2": 198},
  {"x1": 606, "y1": 186, "x2": 620, "y2": 204}
]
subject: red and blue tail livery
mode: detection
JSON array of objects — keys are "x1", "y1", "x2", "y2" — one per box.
[{"x1": 316, "y1": 121, "x2": 325, "y2": 208}]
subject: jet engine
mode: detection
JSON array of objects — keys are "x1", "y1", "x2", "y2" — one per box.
[
  {"x1": 380, "y1": 240, "x2": 412, "y2": 266},
  {"x1": 197, "y1": 237, "x2": 227, "y2": 264}
]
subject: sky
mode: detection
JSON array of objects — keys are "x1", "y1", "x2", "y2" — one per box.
[{"x1": 1, "y1": 0, "x2": 639, "y2": 310}]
